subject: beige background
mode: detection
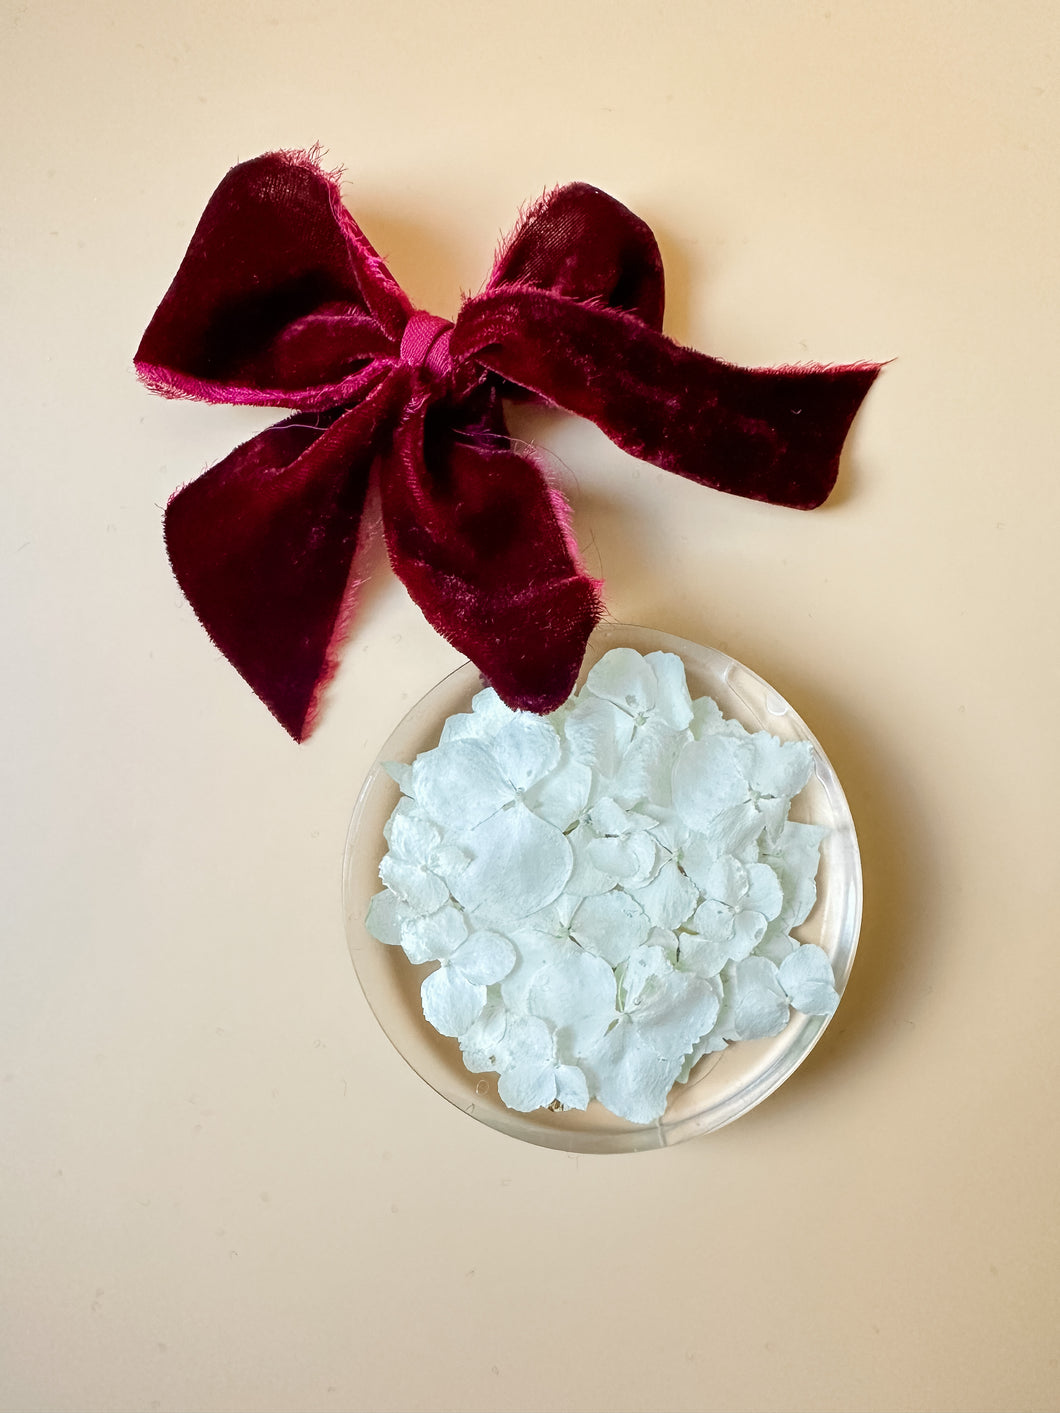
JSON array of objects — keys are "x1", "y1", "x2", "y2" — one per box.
[{"x1": 3, "y1": 2, "x2": 1059, "y2": 1410}]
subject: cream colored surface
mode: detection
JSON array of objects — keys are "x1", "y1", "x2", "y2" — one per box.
[{"x1": 3, "y1": 3, "x2": 1058, "y2": 1410}]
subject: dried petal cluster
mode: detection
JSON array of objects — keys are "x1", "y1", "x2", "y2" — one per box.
[{"x1": 367, "y1": 648, "x2": 838, "y2": 1124}]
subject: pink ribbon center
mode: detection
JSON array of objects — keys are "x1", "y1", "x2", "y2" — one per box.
[{"x1": 399, "y1": 311, "x2": 454, "y2": 384}]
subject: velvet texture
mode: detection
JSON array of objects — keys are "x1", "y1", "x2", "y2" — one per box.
[{"x1": 136, "y1": 150, "x2": 880, "y2": 740}]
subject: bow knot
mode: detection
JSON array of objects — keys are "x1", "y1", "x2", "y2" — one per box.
[
  {"x1": 136, "y1": 149, "x2": 880, "y2": 741},
  {"x1": 400, "y1": 311, "x2": 455, "y2": 388}
]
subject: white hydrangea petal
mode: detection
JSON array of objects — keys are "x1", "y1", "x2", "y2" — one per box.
[
  {"x1": 755, "y1": 929, "x2": 798, "y2": 965},
  {"x1": 459, "y1": 1001, "x2": 507, "y2": 1072},
  {"x1": 756, "y1": 796, "x2": 791, "y2": 851},
  {"x1": 470, "y1": 686, "x2": 516, "y2": 735},
  {"x1": 570, "y1": 890, "x2": 651, "y2": 966},
  {"x1": 586, "y1": 647, "x2": 657, "y2": 716},
  {"x1": 526, "y1": 946, "x2": 617, "y2": 1056},
  {"x1": 453, "y1": 930, "x2": 517, "y2": 986},
  {"x1": 701, "y1": 801, "x2": 767, "y2": 856},
  {"x1": 382, "y1": 759, "x2": 414, "y2": 792},
  {"x1": 497, "y1": 1014, "x2": 555, "y2": 1069},
  {"x1": 388, "y1": 811, "x2": 442, "y2": 862},
  {"x1": 645, "y1": 651, "x2": 694, "y2": 729},
  {"x1": 411, "y1": 740, "x2": 514, "y2": 829},
  {"x1": 766, "y1": 821, "x2": 827, "y2": 929},
  {"x1": 644, "y1": 927, "x2": 680, "y2": 967},
  {"x1": 611, "y1": 718, "x2": 686, "y2": 810},
  {"x1": 438, "y1": 710, "x2": 478, "y2": 744},
  {"x1": 566, "y1": 823, "x2": 619, "y2": 896},
  {"x1": 587, "y1": 797, "x2": 628, "y2": 836},
  {"x1": 621, "y1": 946, "x2": 721, "y2": 1061},
  {"x1": 672, "y1": 736, "x2": 751, "y2": 831},
  {"x1": 704, "y1": 855, "x2": 748, "y2": 907},
  {"x1": 491, "y1": 714, "x2": 562, "y2": 791},
  {"x1": 629, "y1": 859, "x2": 699, "y2": 930},
  {"x1": 378, "y1": 855, "x2": 450, "y2": 915},
  {"x1": 429, "y1": 843, "x2": 470, "y2": 885},
  {"x1": 365, "y1": 888, "x2": 408, "y2": 946},
  {"x1": 499, "y1": 928, "x2": 567, "y2": 1010},
  {"x1": 523, "y1": 757, "x2": 591, "y2": 830},
  {"x1": 450, "y1": 803, "x2": 572, "y2": 920},
  {"x1": 586, "y1": 831, "x2": 657, "y2": 884},
  {"x1": 690, "y1": 898, "x2": 735, "y2": 946},
  {"x1": 679, "y1": 833, "x2": 717, "y2": 889},
  {"x1": 582, "y1": 1018, "x2": 678, "y2": 1125},
  {"x1": 723, "y1": 956, "x2": 791, "y2": 1042},
  {"x1": 744, "y1": 861, "x2": 784, "y2": 921},
  {"x1": 401, "y1": 904, "x2": 468, "y2": 963},
  {"x1": 728, "y1": 908, "x2": 767, "y2": 962},
  {"x1": 691, "y1": 694, "x2": 750, "y2": 741},
  {"x1": 553, "y1": 1064, "x2": 590, "y2": 1111},
  {"x1": 497, "y1": 1062, "x2": 557, "y2": 1112},
  {"x1": 564, "y1": 695, "x2": 635, "y2": 778},
  {"x1": 421, "y1": 965, "x2": 485, "y2": 1038},
  {"x1": 778, "y1": 944, "x2": 840, "y2": 1016},
  {"x1": 677, "y1": 931, "x2": 730, "y2": 979},
  {"x1": 749, "y1": 734, "x2": 814, "y2": 800}
]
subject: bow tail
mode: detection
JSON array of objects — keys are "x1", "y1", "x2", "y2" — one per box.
[
  {"x1": 165, "y1": 379, "x2": 404, "y2": 740},
  {"x1": 380, "y1": 406, "x2": 603, "y2": 713},
  {"x1": 455, "y1": 292, "x2": 881, "y2": 510}
]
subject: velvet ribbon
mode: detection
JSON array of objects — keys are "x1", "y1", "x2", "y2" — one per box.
[{"x1": 136, "y1": 149, "x2": 880, "y2": 740}]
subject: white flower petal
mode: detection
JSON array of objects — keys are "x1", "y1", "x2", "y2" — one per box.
[
  {"x1": 365, "y1": 888, "x2": 408, "y2": 946},
  {"x1": 690, "y1": 897, "x2": 736, "y2": 945},
  {"x1": 460, "y1": 1001, "x2": 507, "y2": 1072},
  {"x1": 587, "y1": 796, "x2": 629, "y2": 836},
  {"x1": 586, "y1": 647, "x2": 657, "y2": 716},
  {"x1": 748, "y1": 734, "x2": 814, "y2": 800},
  {"x1": 676, "y1": 931, "x2": 730, "y2": 980},
  {"x1": 566, "y1": 822, "x2": 619, "y2": 896},
  {"x1": 420, "y1": 966, "x2": 486, "y2": 1038},
  {"x1": 672, "y1": 736, "x2": 751, "y2": 831},
  {"x1": 387, "y1": 811, "x2": 441, "y2": 862},
  {"x1": 523, "y1": 756, "x2": 591, "y2": 830},
  {"x1": 451, "y1": 802, "x2": 573, "y2": 921},
  {"x1": 621, "y1": 945, "x2": 720, "y2": 1061},
  {"x1": 453, "y1": 930, "x2": 517, "y2": 986},
  {"x1": 778, "y1": 944, "x2": 840, "y2": 1016},
  {"x1": 755, "y1": 929, "x2": 798, "y2": 965},
  {"x1": 586, "y1": 831, "x2": 657, "y2": 884},
  {"x1": 723, "y1": 956, "x2": 791, "y2": 1042},
  {"x1": 378, "y1": 855, "x2": 450, "y2": 915},
  {"x1": 526, "y1": 946, "x2": 617, "y2": 1057},
  {"x1": 679, "y1": 833, "x2": 719, "y2": 890},
  {"x1": 645, "y1": 651, "x2": 694, "y2": 729},
  {"x1": 497, "y1": 1062, "x2": 557, "y2": 1112},
  {"x1": 491, "y1": 714, "x2": 562, "y2": 792},
  {"x1": 764, "y1": 821, "x2": 827, "y2": 929},
  {"x1": 402, "y1": 904, "x2": 468, "y2": 964},
  {"x1": 382, "y1": 759, "x2": 414, "y2": 792},
  {"x1": 570, "y1": 890, "x2": 651, "y2": 966},
  {"x1": 553, "y1": 1064, "x2": 590, "y2": 1111},
  {"x1": 702, "y1": 801, "x2": 767, "y2": 856},
  {"x1": 564, "y1": 695, "x2": 635, "y2": 778},
  {"x1": 611, "y1": 718, "x2": 686, "y2": 810},
  {"x1": 411, "y1": 739, "x2": 513, "y2": 829},
  {"x1": 744, "y1": 861, "x2": 784, "y2": 921},
  {"x1": 582, "y1": 1018, "x2": 679, "y2": 1124},
  {"x1": 704, "y1": 855, "x2": 748, "y2": 907},
  {"x1": 497, "y1": 1014, "x2": 555, "y2": 1070},
  {"x1": 628, "y1": 859, "x2": 698, "y2": 930}
]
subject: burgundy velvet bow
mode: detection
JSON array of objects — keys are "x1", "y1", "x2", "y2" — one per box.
[{"x1": 136, "y1": 149, "x2": 879, "y2": 740}]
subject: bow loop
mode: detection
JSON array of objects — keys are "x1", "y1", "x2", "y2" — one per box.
[
  {"x1": 135, "y1": 149, "x2": 409, "y2": 410},
  {"x1": 485, "y1": 181, "x2": 665, "y2": 330},
  {"x1": 137, "y1": 150, "x2": 881, "y2": 739}
]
